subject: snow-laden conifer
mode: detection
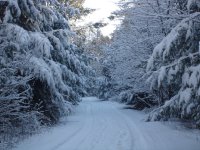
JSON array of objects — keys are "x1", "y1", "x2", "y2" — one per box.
[
  {"x1": 0, "y1": 0, "x2": 93, "y2": 148},
  {"x1": 147, "y1": 0, "x2": 200, "y2": 127}
]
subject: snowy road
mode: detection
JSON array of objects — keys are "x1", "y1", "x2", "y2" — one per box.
[{"x1": 14, "y1": 97, "x2": 200, "y2": 150}]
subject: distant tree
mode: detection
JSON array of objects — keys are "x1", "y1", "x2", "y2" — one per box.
[{"x1": 100, "y1": 0, "x2": 192, "y2": 105}]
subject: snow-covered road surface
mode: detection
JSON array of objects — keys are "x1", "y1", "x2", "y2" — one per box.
[{"x1": 13, "y1": 97, "x2": 200, "y2": 150}]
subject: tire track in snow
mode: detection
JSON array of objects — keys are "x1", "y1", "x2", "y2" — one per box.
[
  {"x1": 113, "y1": 106, "x2": 147, "y2": 150},
  {"x1": 109, "y1": 104, "x2": 135, "y2": 150},
  {"x1": 50, "y1": 102, "x2": 94, "y2": 150},
  {"x1": 71, "y1": 102, "x2": 98, "y2": 150}
]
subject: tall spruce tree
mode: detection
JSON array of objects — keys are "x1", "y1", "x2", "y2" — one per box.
[
  {"x1": 0, "y1": 0, "x2": 93, "y2": 148},
  {"x1": 146, "y1": 0, "x2": 200, "y2": 127}
]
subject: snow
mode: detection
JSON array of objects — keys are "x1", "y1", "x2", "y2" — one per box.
[
  {"x1": 147, "y1": 20, "x2": 189, "y2": 71},
  {"x1": 13, "y1": 97, "x2": 200, "y2": 150},
  {"x1": 188, "y1": 65, "x2": 200, "y2": 88},
  {"x1": 158, "y1": 67, "x2": 166, "y2": 87},
  {"x1": 5, "y1": 24, "x2": 30, "y2": 45},
  {"x1": 30, "y1": 33, "x2": 52, "y2": 58},
  {"x1": 187, "y1": 0, "x2": 200, "y2": 11},
  {"x1": 179, "y1": 88, "x2": 192, "y2": 104},
  {"x1": 168, "y1": 65, "x2": 179, "y2": 83},
  {"x1": 199, "y1": 41, "x2": 200, "y2": 52}
]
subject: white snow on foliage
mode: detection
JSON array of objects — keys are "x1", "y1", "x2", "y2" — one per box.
[
  {"x1": 30, "y1": 33, "x2": 52, "y2": 58},
  {"x1": 147, "y1": 21, "x2": 189, "y2": 71},
  {"x1": 187, "y1": 0, "x2": 200, "y2": 11},
  {"x1": 0, "y1": 0, "x2": 94, "y2": 149},
  {"x1": 158, "y1": 67, "x2": 166, "y2": 88},
  {"x1": 146, "y1": 3, "x2": 200, "y2": 125}
]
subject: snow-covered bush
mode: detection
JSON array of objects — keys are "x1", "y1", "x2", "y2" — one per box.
[
  {"x1": 147, "y1": 0, "x2": 200, "y2": 127},
  {"x1": 0, "y1": 0, "x2": 93, "y2": 148}
]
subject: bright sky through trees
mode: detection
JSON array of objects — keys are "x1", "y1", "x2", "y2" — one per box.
[{"x1": 81, "y1": 0, "x2": 122, "y2": 36}]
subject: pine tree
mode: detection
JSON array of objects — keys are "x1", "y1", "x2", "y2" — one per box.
[
  {"x1": 0, "y1": 0, "x2": 93, "y2": 148},
  {"x1": 146, "y1": 0, "x2": 200, "y2": 127}
]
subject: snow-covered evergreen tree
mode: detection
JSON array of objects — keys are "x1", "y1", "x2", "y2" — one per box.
[
  {"x1": 0, "y1": 0, "x2": 93, "y2": 148},
  {"x1": 147, "y1": 0, "x2": 200, "y2": 127},
  {"x1": 101, "y1": 0, "x2": 182, "y2": 103}
]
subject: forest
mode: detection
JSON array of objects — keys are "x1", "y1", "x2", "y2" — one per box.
[{"x1": 0, "y1": 0, "x2": 200, "y2": 150}]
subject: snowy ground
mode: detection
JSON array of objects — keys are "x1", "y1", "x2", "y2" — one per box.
[{"x1": 13, "y1": 97, "x2": 200, "y2": 150}]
